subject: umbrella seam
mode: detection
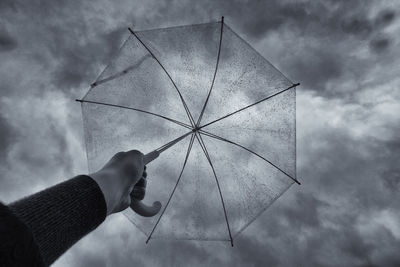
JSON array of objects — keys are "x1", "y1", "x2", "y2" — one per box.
[
  {"x1": 128, "y1": 28, "x2": 196, "y2": 127},
  {"x1": 199, "y1": 83, "x2": 300, "y2": 130},
  {"x1": 199, "y1": 129, "x2": 300, "y2": 185},
  {"x1": 75, "y1": 99, "x2": 192, "y2": 130},
  {"x1": 195, "y1": 132, "x2": 234, "y2": 246},
  {"x1": 196, "y1": 16, "x2": 224, "y2": 127},
  {"x1": 146, "y1": 133, "x2": 196, "y2": 243}
]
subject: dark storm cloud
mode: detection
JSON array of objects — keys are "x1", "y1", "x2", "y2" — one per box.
[
  {"x1": 0, "y1": 29, "x2": 17, "y2": 52},
  {"x1": 369, "y1": 36, "x2": 391, "y2": 53},
  {"x1": 299, "y1": 121, "x2": 400, "y2": 211},
  {"x1": 290, "y1": 48, "x2": 343, "y2": 94},
  {"x1": 205, "y1": 0, "x2": 396, "y2": 95},
  {"x1": 375, "y1": 10, "x2": 396, "y2": 28},
  {"x1": 52, "y1": 28, "x2": 126, "y2": 90},
  {"x1": 211, "y1": 0, "x2": 377, "y2": 39},
  {"x1": 233, "y1": 126, "x2": 400, "y2": 266},
  {"x1": 340, "y1": 15, "x2": 374, "y2": 37},
  {"x1": 0, "y1": 0, "x2": 131, "y2": 94},
  {"x1": 0, "y1": 0, "x2": 16, "y2": 10}
]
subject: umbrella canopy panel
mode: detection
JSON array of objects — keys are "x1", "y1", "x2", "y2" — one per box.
[{"x1": 80, "y1": 19, "x2": 298, "y2": 243}]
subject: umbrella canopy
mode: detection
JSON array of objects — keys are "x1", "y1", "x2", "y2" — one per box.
[{"x1": 78, "y1": 17, "x2": 300, "y2": 245}]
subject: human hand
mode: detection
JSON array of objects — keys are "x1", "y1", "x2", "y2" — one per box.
[{"x1": 90, "y1": 150, "x2": 145, "y2": 215}]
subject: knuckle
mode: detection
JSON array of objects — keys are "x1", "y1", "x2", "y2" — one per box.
[
  {"x1": 113, "y1": 151, "x2": 125, "y2": 159},
  {"x1": 127, "y1": 149, "x2": 144, "y2": 158}
]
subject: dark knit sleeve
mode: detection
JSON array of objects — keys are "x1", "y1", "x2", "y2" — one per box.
[
  {"x1": 8, "y1": 175, "x2": 107, "y2": 266},
  {"x1": 0, "y1": 203, "x2": 45, "y2": 266}
]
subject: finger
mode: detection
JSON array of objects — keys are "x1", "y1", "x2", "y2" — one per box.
[
  {"x1": 112, "y1": 151, "x2": 126, "y2": 161},
  {"x1": 131, "y1": 184, "x2": 146, "y2": 200},
  {"x1": 135, "y1": 177, "x2": 147, "y2": 188},
  {"x1": 142, "y1": 170, "x2": 147, "y2": 178},
  {"x1": 126, "y1": 150, "x2": 145, "y2": 169},
  {"x1": 125, "y1": 149, "x2": 144, "y2": 158}
]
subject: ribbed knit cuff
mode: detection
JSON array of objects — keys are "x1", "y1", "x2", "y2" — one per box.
[
  {"x1": 0, "y1": 203, "x2": 45, "y2": 266},
  {"x1": 9, "y1": 175, "x2": 107, "y2": 266}
]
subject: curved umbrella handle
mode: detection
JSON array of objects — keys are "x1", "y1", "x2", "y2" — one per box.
[
  {"x1": 130, "y1": 199, "x2": 162, "y2": 217},
  {"x1": 130, "y1": 150, "x2": 162, "y2": 217}
]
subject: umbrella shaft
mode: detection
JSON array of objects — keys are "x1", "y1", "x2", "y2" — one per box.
[
  {"x1": 143, "y1": 150, "x2": 160, "y2": 164},
  {"x1": 144, "y1": 131, "x2": 192, "y2": 164}
]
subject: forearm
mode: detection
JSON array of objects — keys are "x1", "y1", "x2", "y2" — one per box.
[{"x1": 9, "y1": 175, "x2": 107, "y2": 266}]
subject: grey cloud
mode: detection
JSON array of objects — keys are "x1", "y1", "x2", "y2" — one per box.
[
  {"x1": 15, "y1": 117, "x2": 73, "y2": 175},
  {"x1": 380, "y1": 139, "x2": 400, "y2": 192},
  {"x1": 75, "y1": 255, "x2": 107, "y2": 267},
  {"x1": 0, "y1": 112, "x2": 16, "y2": 160},
  {"x1": 382, "y1": 167, "x2": 400, "y2": 191},
  {"x1": 232, "y1": 236, "x2": 280, "y2": 266},
  {"x1": 279, "y1": 192, "x2": 327, "y2": 230}
]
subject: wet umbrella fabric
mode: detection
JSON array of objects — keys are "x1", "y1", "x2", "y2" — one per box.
[{"x1": 78, "y1": 18, "x2": 299, "y2": 245}]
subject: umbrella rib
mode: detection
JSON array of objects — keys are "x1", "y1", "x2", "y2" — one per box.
[
  {"x1": 146, "y1": 133, "x2": 196, "y2": 243},
  {"x1": 128, "y1": 28, "x2": 196, "y2": 127},
  {"x1": 89, "y1": 54, "x2": 152, "y2": 88},
  {"x1": 199, "y1": 129, "x2": 301, "y2": 185},
  {"x1": 195, "y1": 132, "x2": 234, "y2": 247},
  {"x1": 76, "y1": 99, "x2": 192, "y2": 130},
  {"x1": 199, "y1": 83, "x2": 300, "y2": 130},
  {"x1": 196, "y1": 16, "x2": 224, "y2": 127}
]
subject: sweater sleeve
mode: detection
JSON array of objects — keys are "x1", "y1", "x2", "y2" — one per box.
[{"x1": 8, "y1": 175, "x2": 107, "y2": 266}]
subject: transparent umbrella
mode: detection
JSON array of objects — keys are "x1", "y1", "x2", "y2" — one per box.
[{"x1": 77, "y1": 17, "x2": 300, "y2": 246}]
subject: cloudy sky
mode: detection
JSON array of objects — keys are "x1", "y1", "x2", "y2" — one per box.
[{"x1": 1, "y1": 0, "x2": 400, "y2": 266}]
